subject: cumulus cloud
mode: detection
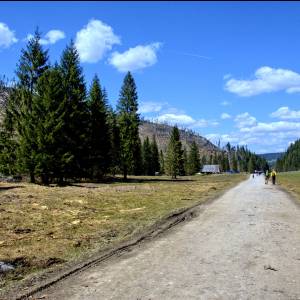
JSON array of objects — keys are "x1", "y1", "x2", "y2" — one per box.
[
  {"x1": 206, "y1": 110, "x2": 300, "y2": 153},
  {"x1": 234, "y1": 112, "x2": 257, "y2": 128},
  {"x1": 138, "y1": 101, "x2": 166, "y2": 114},
  {"x1": 270, "y1": 107, "x2": 300, "y2": 120},
  {"x1": 0, "y1": 22, "x2": 18, "y2": 48},
  {"x1": 109, "y1": 42, "x2": 161, "y2": 72},
  {"x1": 240, "y1": 121, "x2": 300, "y2": 134},
  {"x1": 225, "y1": 66, "x2": 300, "y2": 96},
  {"x1": 153, "y1": 113, "x2": 218, "y2": 129},
  {"x1": 156, "y1": 113, "x2": 195, "y2": 125},
  {"x1": 221, "y1": 113, "x2": 231, "y2": 120},
  {"x1": 75, "y1": 19, "x2": 120, "y2": 63},
  {"x1": 40, "y1": 30, "x2": 65, "y2": 45}
]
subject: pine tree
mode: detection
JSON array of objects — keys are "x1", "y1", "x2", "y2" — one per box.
[
  {"x1": 232, "y1": 152, "x2": 238, "y2": 172},
  {"x1": 159, "y1": 150, "x2": 165, "y2": 174},
  {"x1": 32, "y1": 66, "x2": 66, "y2": 184},
  {"x1": 182, "y1": 147, "x2": 188, "y2": 176},
  {"x1": 15, "y1": 29, "x2": 49, "y2": 183},
  {"x1": 87, "y1": 75, "x2": 110, "y2": 180},
  {"x1": 142, "y1": 137, "x2": 152, "y2": 175},
  {"x1": 59, "y1": 41, "x2": 88, "y2": 181},
  {"x1": 165, "y1": 126, "x2": 183, "y2": 179},
  {"x1": 248, "y1": 156, "x2": 255, "y2": 173},
  {"x1": 150, "y1": 135, "x2": 160, "y2": 175},
  {"x1": 107, "y1": 106, "x2": 120, "y2": 176},
  {"x1": 116, "y1": 72, "x2": 140, "y2": 179},
  {"x1": 187, "y1": 141, "x2": 200, "y2": 175},
  {"x1": 0, "y1": 78, "x2": 17, "y2": 175},
  {"x1": 276, "y1": 139, "x2": 300, "y2": 171}
]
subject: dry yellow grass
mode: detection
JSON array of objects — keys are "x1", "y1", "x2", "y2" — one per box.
[
  {"x1": 277, "y1": 171, "x2": 300, "y2": 203},
  {"x1": 0, "y1": 174, "x2": 246, "y2": 289}
]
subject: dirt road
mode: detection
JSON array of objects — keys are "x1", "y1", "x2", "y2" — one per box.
[{"x1": 35, "y1": 175, "x2": 300, "y2": 300}]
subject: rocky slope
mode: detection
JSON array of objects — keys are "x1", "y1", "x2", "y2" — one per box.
[{"x1": 139, "y1": 121, "x2": 219, "y2": 156}]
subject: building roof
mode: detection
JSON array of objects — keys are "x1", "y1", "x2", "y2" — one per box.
[{"x1": 202, "y1": 164, "x2": 220, "y2": 173}]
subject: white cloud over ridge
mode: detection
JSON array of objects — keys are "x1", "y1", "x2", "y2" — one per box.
[
  {"x1": 270, "y1": 107, "x2": 300, "y2": 120},
  {"x1": 225, "y1": 66, "x2": 300, "y2": 96},
  {"x1": 0, "y1": 23, "x2": 18, "y2": 48},
  {"x1": 75, "y1": 19, "x2": 120, "y2": 63},
  {"x1": 109, "y1": 43, "x2": 161, "y2": 72},
  {"x1": 138, "y1": 101, "x2": 166, "y2": 114},
  {"x1": 206, "y1": 111, "x2": 300, "y2": 153},
  {"x1": 151, "y1": 113, "x2": 218, "y2": 129}
]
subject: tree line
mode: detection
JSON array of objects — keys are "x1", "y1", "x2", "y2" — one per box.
[
  {"x1": 0, "y1": 30, "x2": 266, "y2": 184},
  {"x1": 276, "y1": 139, "x2": 300, "y2": 172}
]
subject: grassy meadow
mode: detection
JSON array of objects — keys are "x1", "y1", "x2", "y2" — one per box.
[
  {"x1": 277, "y1": 171, "x2": 300, "y2": 203},
  {"x1": 0, "y1": 174, "x2": 246, "y2": 290}
]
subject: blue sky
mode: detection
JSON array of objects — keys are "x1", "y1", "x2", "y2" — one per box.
[{"x1": 1, "y1": 1, "x2": 300, "y2": 153}]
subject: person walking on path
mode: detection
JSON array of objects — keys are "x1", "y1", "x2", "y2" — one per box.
[
  {"x1": 271, "y1": 169, "x2": 277, "y2": 185},
  {"x1": 265, "y1": 170, "x2": 270, "y2": 184}
]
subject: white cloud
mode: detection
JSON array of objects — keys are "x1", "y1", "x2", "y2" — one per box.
[
  {"x1": 191, "y1": 119, "x2": 219, "y2": 128},
  {"x1": 220, "y1": 100, "x2": 231, "y2": 106},
  {"x1": 240, "y1": 121, "x2": 300, "y2": 134},
  {"x1": 75, "y1": 19, "x2": 120, "y2": 63},
  {"x1": 234, "y1": 112, "x2": 257, "y2": 128},
  {"x1": 270, "y1": 107, "x2": 300, "y2": 120},
  {"x1": 40, "y1": 30, "x2": 65, "y2": 45},
  {"x1": 153, "y1": 113, "x2": 218, "y2": 129},
  {"x1": 109, "y1": 42, "x2": 161, "y2": 72},
  {"x1": 0, "y1": 23, "x2": 18, "y2": 48},
  {"x1": 221, "y1": 113, "x2": 231, "y2": 120},
  {"x1": 138, "y1": 101, "x2": 166, "y2": 114},
  {"x1": 206, "y1": 114, "x2": 300, "y2": 153},
  {"x1": 225, "y1": 66, "x2": 300, "y2": 96},
  {"x1": 156, "y1": 113, "x2": 195, "y2": 125}
]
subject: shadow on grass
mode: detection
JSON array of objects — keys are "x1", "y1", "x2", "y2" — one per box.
[
  {"x1": 0, "y1": 186, "x2": 24, "y2": 191},
  {"x1": 68, "y1": 177, "x2": 196, "y2": 188}
]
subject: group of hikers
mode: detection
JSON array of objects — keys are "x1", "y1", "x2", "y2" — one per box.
[{"x1": 264, "y1": 169, "x2": 277, "y2": 185}]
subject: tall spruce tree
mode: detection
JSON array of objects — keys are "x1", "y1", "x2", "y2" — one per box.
[
  {"x1": 182, "y1": 147, "x2": 188, "y2": 176},
  {"x1": 107, "y1": 106, "x2": 120, "y2": 176},
  {"x1": 87, "y1": 75, "x2": 110, "y2": 180},
  {"x1": 59, "y1": 41, "x2": 88, "y2": 180},
  {"x1": 150, "y1": 135, "x2": 160, "y2": 174},
  {"x1": 116, "y1": 72, "x2": 140, "y2": 179},
  {"x1": 159, "y1": 150, "x2": 165, "y2": 174},
  {"x1": 0, "y1": 78, "x2": 17, "y2": 175},
  {"x1": 32, "y1": 66, "x2": 66, "y2": 184},
  {"x1": 142, "y1": 136, "x2": 152, "y2": 175},
  {"x1": 187, "y1": 141, "x2": 200, "y2": 175},
  {"x1": 165, "y1": 126, "x2": 183, "y2": 179},
  {"x1": 232, "y1": 152, "x2": 238, "y2": 172},
  {"x1": 15, "y1": 29, "x2": 49, "y2": 183}
]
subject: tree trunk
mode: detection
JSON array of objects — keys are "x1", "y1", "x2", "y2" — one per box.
[
  {"x1": 30, "y1": 172, "x2": 35, "y2": 184},
  {"x1": 41, "y1": 174, "x2": 49, "y2": 186},
  {"x1": 123, "y1": 165, "x2": 127, "y2": 180}
]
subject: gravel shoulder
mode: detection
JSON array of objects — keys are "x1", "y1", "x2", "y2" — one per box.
[{"x1": 35, "y1": 175, "x2": 300, "y2": 299}]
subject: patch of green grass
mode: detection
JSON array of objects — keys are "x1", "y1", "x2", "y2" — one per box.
[
  {"x1": 0, "y1": 174, "x2": 246, "y2": 289},
  {"x1": 277, "y1": 171, "x2": 300, "y2": 203}
]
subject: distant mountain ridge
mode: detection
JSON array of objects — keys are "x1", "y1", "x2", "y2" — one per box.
[
  {"x1": 139, "y1": 120, "x2": 219, "y2": 156},
  {"x1": 258, "y1": 152, "x2": 284, "y2": 166}
]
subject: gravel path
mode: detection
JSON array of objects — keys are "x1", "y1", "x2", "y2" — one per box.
[{"x1": 35, "y1": 175, "x2": 300, "y2": 300}]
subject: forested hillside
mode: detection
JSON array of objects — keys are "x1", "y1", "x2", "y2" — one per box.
[{"x1": 276, "y1": 139, "x2": 300, "y2": 171}]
